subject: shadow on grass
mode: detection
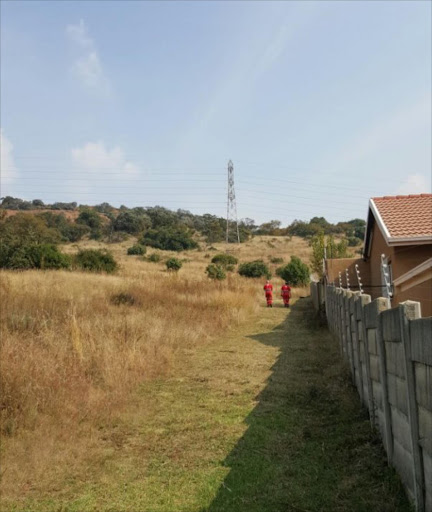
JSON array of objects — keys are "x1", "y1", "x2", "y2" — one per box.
[{"x1": 202, "y1": 298, "x2": 411, "y2": 512}]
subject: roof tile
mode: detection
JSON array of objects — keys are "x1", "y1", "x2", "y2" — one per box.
[{"x1": 372, "y1": 194, "x2": 432, "y2": 239}]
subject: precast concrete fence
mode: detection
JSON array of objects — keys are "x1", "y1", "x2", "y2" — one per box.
[{"x1": 310, "y1": 282, "x2": 432, "y2": 512}]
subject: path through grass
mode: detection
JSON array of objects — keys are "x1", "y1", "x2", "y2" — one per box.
[{"x1": 6, "y1": 298, "x2": 411, "y2": 512}]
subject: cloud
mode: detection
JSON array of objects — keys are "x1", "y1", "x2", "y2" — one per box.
[
  {"x1": 396, "y1": 174, "x2": 431, "y2": 195},
  {"x1": 71, "y1": 141, "x2": 139, "y2": 176},
  {"x1": 0, "y1": 129, "x2": 18, "y2": 184},
  {"x1": 66, "y1": 20, "x2": 110, "y2": 95},
  {"x1": 66, "y1": 19, "x2": 93, "y2": 48}
]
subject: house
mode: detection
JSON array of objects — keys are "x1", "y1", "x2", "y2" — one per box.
[{"x1": 325, "y1": 194, "x2": 432, "y2": 317}]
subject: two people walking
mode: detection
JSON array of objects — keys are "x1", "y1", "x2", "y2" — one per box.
[{"x1": 263, "y1": 280, "x2": 291, "y2": 308}]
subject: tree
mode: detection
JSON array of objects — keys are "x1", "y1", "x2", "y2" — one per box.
[
  {"x1": 74, "y1": 249, "x2": 118, "y2": 273},
  {"x1": 206, "y1": 264, "x2": 226, "y2": 280},
  {"x1": 211, "y1": 253, "x2": 238, "y2": 268},
  {"x1": 238, "y1": 260, "x2": 271, "y2": 279},
  {"x1": 77, "y1": 209, "x2": 102, "y2": 230},
  {"x1": 113, "y1": 211, "x2": 151, "y2": 234},
  {"x1": 166, "y1": 257, "x2": 182, "y2": 272},
  {"x1": 140, "y1": 226, "x2": 198, "y2": 251},
  {"x1": 276, "y1": 256, "x2": 309, "y2": 286}
]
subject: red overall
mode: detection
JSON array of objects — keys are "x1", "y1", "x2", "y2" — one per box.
[
  {"x1": 281, "y1": 284, "x2": 291, "y2": 307},
  {"x1": 263, "y1": 282, "x2": 273, "y2": 307}
]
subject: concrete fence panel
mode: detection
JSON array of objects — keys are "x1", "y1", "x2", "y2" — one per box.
[{"x1": 319, "y1": 285, "x2": 431, "y2": 512}]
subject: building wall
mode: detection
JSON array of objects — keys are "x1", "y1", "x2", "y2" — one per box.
[
  {"x1": 394, "y1": 245, "x2": 432, "y2": 277},
  {"x1": 367, "y1": 224, "x2": 395, "y2": 298},
  {"x1": 395, "y1": 277, "x2": 432, "y2": 317}
]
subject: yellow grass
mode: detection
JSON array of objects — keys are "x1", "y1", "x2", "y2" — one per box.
[{"x1": 0, "y1": 235, "x2": 312, "y2": 499}]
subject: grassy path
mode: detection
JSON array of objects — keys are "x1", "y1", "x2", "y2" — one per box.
[{"x1": 8, "y1": 298, "x2": 411, "y2": 512}]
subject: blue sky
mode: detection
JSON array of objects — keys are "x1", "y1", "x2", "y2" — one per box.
[{"x1": 1, "y1": 0, "x2": 431, "y2": 225}]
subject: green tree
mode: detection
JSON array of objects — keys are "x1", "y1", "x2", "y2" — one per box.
[
  {"x1": 74, "y1": 249, "x2": 117, "y2": 273},
  {"x1": 206, "y1": 264, "x2": 226, "y2": 280},
  {"x1": 238, "y1": 260, "x2": 271, "y2": 279},
  {"x1": 211, "y1": 253, "x2": 238, "y2": 268},
  {"x1": 140, "y1": 226, "x2": 198, "y2": 251},
  {"x1": 276, "y1": 256, "x2": 310, "y2": 286},
  {"x1": 166, "y1": 257, "x2": 182, "y2": 272},
  {"x1": 113, "y1": 211, "x2": 151, "y2": 234}
]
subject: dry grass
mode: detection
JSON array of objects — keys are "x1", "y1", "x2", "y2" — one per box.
[{"x1": 0, "y1": 235, "x2": 312, "y2": 500}]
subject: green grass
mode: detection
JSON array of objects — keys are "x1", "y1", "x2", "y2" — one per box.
[{"x1": 4, "y1": 299, "x2": 411, "y2": 512}]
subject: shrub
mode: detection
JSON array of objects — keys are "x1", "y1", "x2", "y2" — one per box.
[
  {"x1": 6, "y1": 244, "x2": 71, "y2": 270},
  {"x1": 238, "y1": 260, "x2": 271, "y2": 279},
  {"x1": 206, "y1": 264, "x2": 226, "y2": 280},
  {"x1": 111, "y1": 293, "x2": 136, "y2": 306},
  {"x1": 140, "y1": 226, "x2": 198, "y2": 252},
  {"x1": 269, "y1": 257, "x2": 284, "y2": 264},
  {"x1": 276, "y1": 256, "x2": 310, "y2": 286},
  {"x1": 74, "y1": 249, "x2": 117, "y2": 273},
  {"x1": 113, "y1": 211, "x2": 151, "y2": 234},
  {"x1": 348, "y1": 236, "x2": 362, "y2": 247},
  {"x1": 211, "y1": 253, "x2": 238, "y2": 268},
  {"x1": 166, "y1": 257, "x2": 182, "y2": 272},
  {"x1": 147, "y1": 253, "x2": 161, "y2": 262},
  {"x1": 76, "y1": 209, "x2": 102, "y2": 230},
  {"x1": 127, "y1": 244, "x2": 146, "y2": 256}
]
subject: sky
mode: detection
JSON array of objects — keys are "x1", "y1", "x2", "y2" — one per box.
[{"x1": 1, "y1": 0, "x2": 431, "y2": 225}]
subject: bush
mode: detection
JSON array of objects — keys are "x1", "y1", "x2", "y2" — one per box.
[
  {"x1": 147, "y1": 253, "x2": 161, "y2": 262},
  {"x1": 347, "y1": 236, "x2": 362, "y2": 247},
  {"x1": 74, "y1": 249, "x2": 118, "y2": 273},
  {"x1": 113, "y1": 211, "x2": 151, "y2": 234},
  {"x1": 111, "y1": 293, "x2": 137, "y2": 306},
  {"x1": 276, "y1": 256, "x2": 310, "y2": 286},
  {"x1": 211, "y1": 253, "x2": 238, "y2": 268},
  {"x1": 269, "y1": 257, "x2": 284, "y2": 264},
  {"x1": 206, "y1": 264, "x2": 226, "y2": 280},
  {"x1": 238, "y1": 260, "x2": 271, "y2": 279},
  {"x1": 76, "y1": 209, "x2": 102, "y2": 230},
  {"x1": 127, "y1": 244, "x2": 146, "y2": 256},
  {"x1": 140, "y1": 226, "x2": 198, "y2": 252},
  {"x1": 5, "y1": 243, "x2": 71, "y2": 270},
  {"x1": 166, "y1": 257, "x2": 182, "y2": 272}
]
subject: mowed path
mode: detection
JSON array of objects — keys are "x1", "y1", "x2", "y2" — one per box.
[{"x1": 13, "y1": 298, "x2": 410, "y2": 512}]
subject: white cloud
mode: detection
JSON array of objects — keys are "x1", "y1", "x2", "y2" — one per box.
[
  {"x1": 66, "y1": 19, "x2": 93, "y2": 48},
  {"x1": 66, "y1": 20, "x2": 110, "y2": 95},
  {"x1": 0, "y1": 129, "x2": 18, "y2": 184},
  {"x1": 396, "y1": 174, "x2": 431, "y2": 195},
  {"x1": 71, "y1": 141, "x2": 138, "y2": 176}
]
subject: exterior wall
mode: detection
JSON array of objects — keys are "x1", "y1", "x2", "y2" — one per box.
[
  {"x1": 325, "y1": 258, "x2": 370, "y2": 290},
  {"x1": 396, "y1": 278, "x2": 432, "y2": 318},
  {"x1": 367, "y1": 223, "x2": 395, "y2": 298},
  {"x1": 394, "y1": 245, "x2": 432, "y2": 278},
  {"x1": 327, "y1": 224, "x2": 432, "y2": 316},
  {"x1": 319, "y1": 285, "x2": 432, "y2": 512}
]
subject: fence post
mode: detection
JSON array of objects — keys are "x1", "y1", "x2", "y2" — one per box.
[
  {"x1": 399, "y1": 301, "x2": 424, "y2": 512},
  {"x1": 359, "y1": 294, "x2": 373, "y2": 422},
  {"x1": 376, "y1": 304, "x2": 393, "y2": 463},
  {"x1": 345, "y1": 291, "x2": 356, "y2": 382},
  {"x1": 351, "y1": 292, "x2": 363, "y2": 401}
]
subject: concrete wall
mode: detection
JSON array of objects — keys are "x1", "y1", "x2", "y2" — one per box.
[{"x1": 316, "y1": 282, "x2": 432, "y2": 512}]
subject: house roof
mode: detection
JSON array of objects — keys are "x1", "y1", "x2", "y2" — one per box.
[
  {"x1": 372, "y1": 194, "x2": 432, "y2": 239},
  {"x1": 364, "y1": 194, "x2": 432, "y2": 256}
]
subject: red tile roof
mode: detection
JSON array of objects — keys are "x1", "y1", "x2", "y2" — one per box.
[{"x1": 371, "y1": 194, "x2": 432, "y2": 240}]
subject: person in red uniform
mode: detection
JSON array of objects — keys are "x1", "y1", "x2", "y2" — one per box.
[
  {"x1": 263, "y1": 280, "x2": 273, "y2": 307},
  {"x1": 281, "y1": 282, "x2": 291, "y2": 308}
]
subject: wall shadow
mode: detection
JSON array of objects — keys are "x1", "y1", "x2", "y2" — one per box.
[{"x1": 200, "y1": 299, "x2": 411, "y2": 512}]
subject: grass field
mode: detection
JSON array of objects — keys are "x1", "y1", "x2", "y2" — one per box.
[{"x1": 0, "y1": 236, "x2": 410, "y2": 511}]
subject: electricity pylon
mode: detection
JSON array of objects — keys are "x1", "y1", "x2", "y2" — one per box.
[{"x1": 226, "y1": 160, "x2": 240, "y2": 243}]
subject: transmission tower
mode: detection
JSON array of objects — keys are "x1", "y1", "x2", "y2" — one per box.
[{"x1": 226, "y1": 160, "x2": 240, "y2": 243}]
